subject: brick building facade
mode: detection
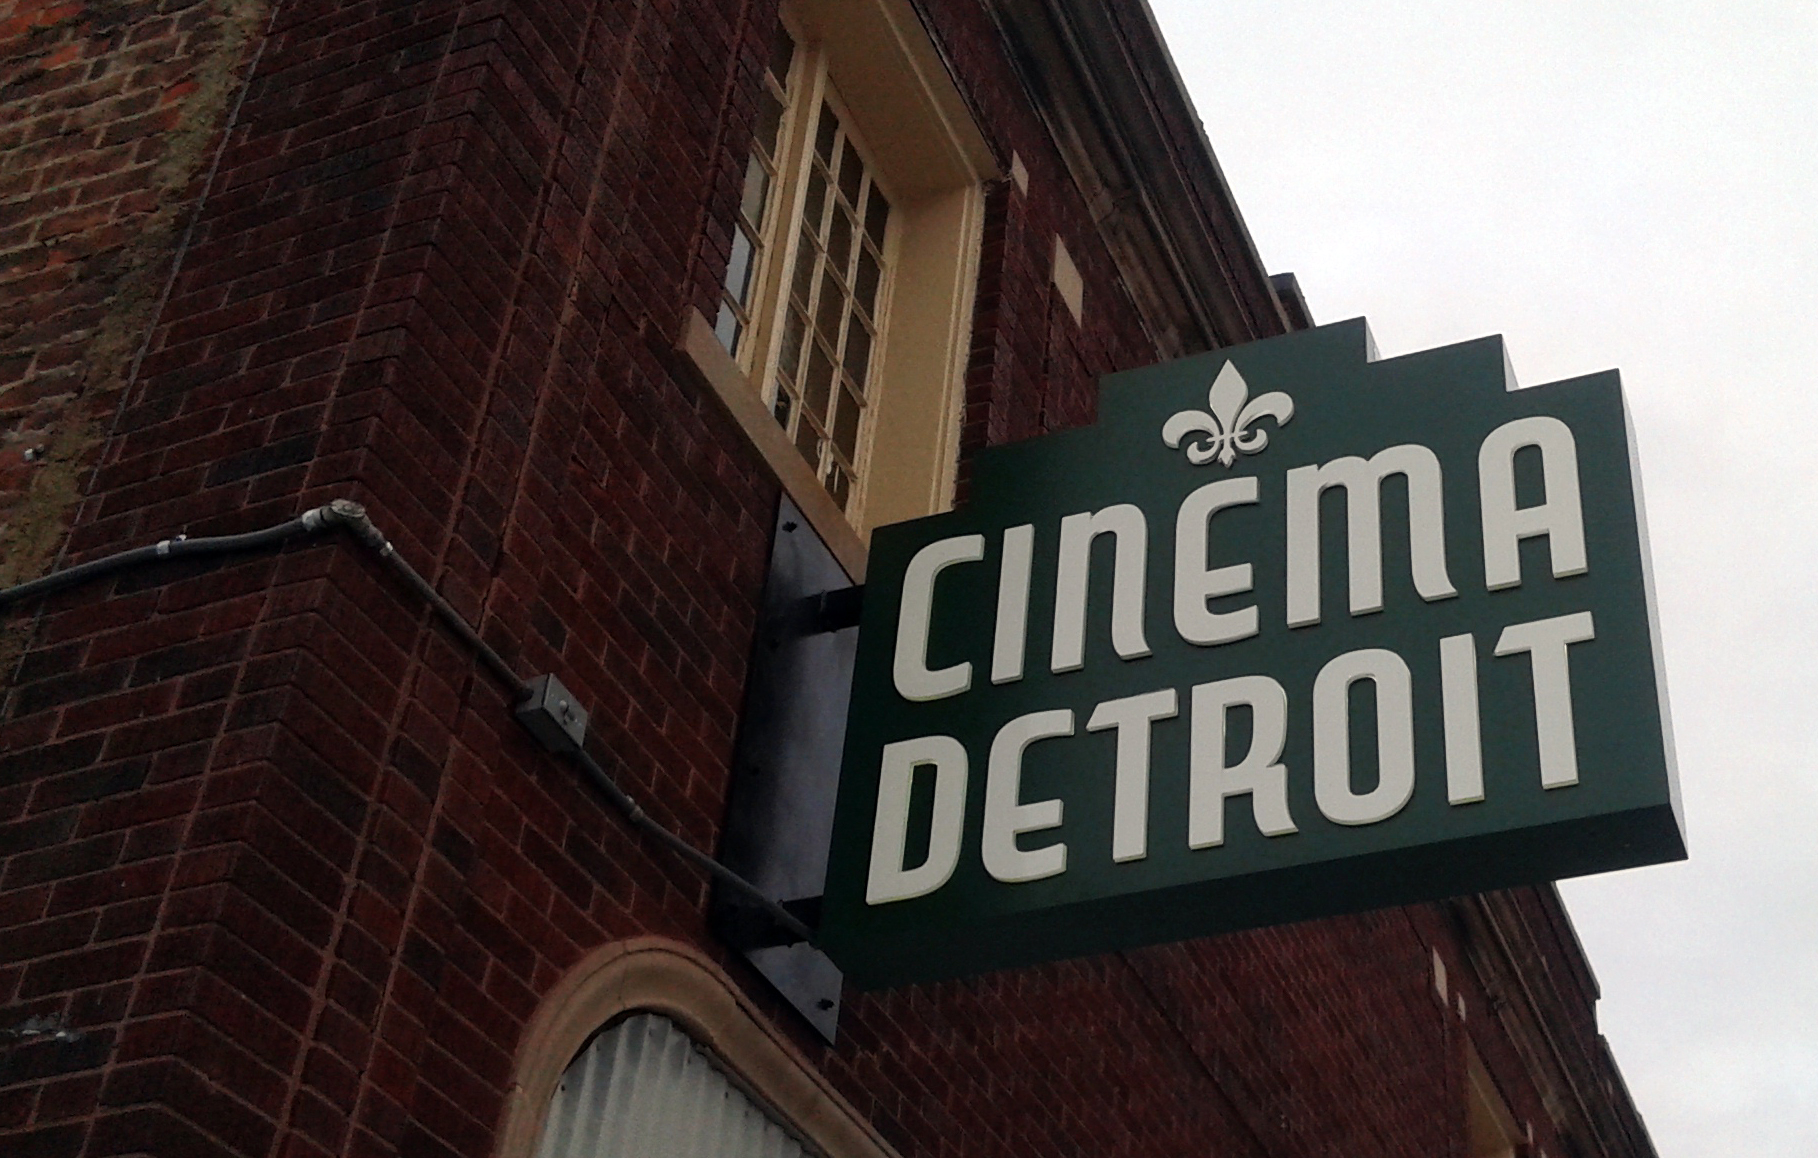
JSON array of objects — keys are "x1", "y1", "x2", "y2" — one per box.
[{"x1": 0, "y1": 0, "x2": 1659, "y2": 1155}]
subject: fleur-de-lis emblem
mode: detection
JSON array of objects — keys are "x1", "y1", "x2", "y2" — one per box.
[{"x1": 1161, "y1": 361, "x2": 1295, "y2": 467}]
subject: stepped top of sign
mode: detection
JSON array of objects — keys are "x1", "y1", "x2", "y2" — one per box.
[{"x1": 963, "y1": 317, "x2": 1603, "y2": 505}]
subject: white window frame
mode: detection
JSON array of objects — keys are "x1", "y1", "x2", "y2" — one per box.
[
  {"x1": 744, "y1": 54, "x2": 901, "y2": 518},
  {"x1": 683, "y1": 0, "x2": 997, "y2": 556}
]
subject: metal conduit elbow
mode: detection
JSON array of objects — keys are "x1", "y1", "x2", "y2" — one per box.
[{"x1": 0, "y1": 498, "x2": 814, "y2": 947}]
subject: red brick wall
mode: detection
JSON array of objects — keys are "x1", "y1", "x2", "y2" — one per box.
[
  {"x1": 0, "y1": 0, "x2": 1638, "y2": 1155},
  {"x1": 0, "y1": 0, "x2": 268, "y2": 674}
]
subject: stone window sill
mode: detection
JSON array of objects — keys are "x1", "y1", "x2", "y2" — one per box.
[{"x1": 679, "y1": 307, "x2": 868, "y2": 582}]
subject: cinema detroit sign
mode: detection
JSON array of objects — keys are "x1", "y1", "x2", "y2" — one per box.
[{"x1": 818, "y1": 318, "x2": 1684, "y2": 990}]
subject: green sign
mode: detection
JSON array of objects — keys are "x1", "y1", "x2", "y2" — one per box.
[{"x1": 819, "y1": 319, "x2": 1683, "y2": 990}]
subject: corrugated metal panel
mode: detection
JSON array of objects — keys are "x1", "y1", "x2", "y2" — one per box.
[{"x1": 535, "y1": 1013, "x2": 813, "y2": 1158}]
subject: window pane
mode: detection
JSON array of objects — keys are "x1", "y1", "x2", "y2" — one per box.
[
  {"x1": 815, "y1": 266, "x2": 843, "y2": 345},
  {"x1": 832, "y1": 381, "x2": 862, "y2": 459},
  {"x1": 754, "y1": 89, "x2": 785, "y2": 160},
  {"x1": 790, "y1": 230, "x2": 816, "y2": 306},
  {"x1": 739, "y1": 155, "x2": 769, "y2": 225},
  {"x1": 794, "y1": 412, "x2": 821, "y2": 467},
  {"x1": 713, "y1": 301, "x2": 741, "y2": 352},
  {"x1": 804, "y1": 342, "x2": 835, "y2": 419},
  {"x1": 804, "y1": 166, "x2": 828, "y2": 237},
  {"x1": 779, "y1": 307, "x2": 806, "y2": 379},
  {"x1": 814, "y1": 103, "x2": 837, "y2": 163},
  {"x1": 842, "y1": 316, "x2": 871, "y2": 391},
  {"x1": 827, "y1": 209, "x2": 852, "y2": 280},
  {"x1": 863, "y1": 184, "x2": 890, "y2": 245},
  {"x1": 854, "y1": 247, "x2": 880, "y2": 316},
  {"x1": 724, "y1": 225, "x2": 755, "y2": 303},
  {"x1": 837, "y1": 138, "x2": 863, "y2": 205},
  {"x1": 535, "y1": 1013, "x2": 809, "y2": 1158},
  {"x1": 756, "y1": 88, "x2": 894, "y2": 520}
]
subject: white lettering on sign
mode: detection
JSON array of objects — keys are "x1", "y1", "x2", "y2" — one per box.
[
  {"x1": 893, "y1": 534, "x2": 985, "y2": 701},
  {"x1": 1440, "y1": 633, "x2": 1485, "y2": 805},
  {"x1": 865, "y1": 612, "x2": 1597, "y2": 903},
  {"x1": 1479, "y1": 416, "x2": 1587, "y2": 590},
  {"x1": 1174, "y1": 477, "x2": 1260, "y2": 647},
  {"x1": 1188, "y1": 675, "x2": 1295, "y2": 849},
  {"x1": 1495, "y1": 610, "x2": 1596, "y2": 788},
  {"x1": 869, "y1": 419, "x2": 1606, "y2": 904},
  {"x1": 983, "y1": 709, "x2": 1074, "y2": 883},
  {"x1": 866, "y1": 736, "x2": 968, "y2": 904},
  {"x1": 1286, "y1": 444, "x2": 1458, "y2": 628},
  {"x1": 894, "y1": 424, "x2": 1593, "y2": 705},
  {"x1": 991, "y1": 523, "x2": 1036, "y2": 684},
  {"x1": 1052, "y1": 505, "x2": 1151, "y2": 673},
  {"x1": 1086, "y1": 688, "x2": 1179, "y2": 862},
  {"x1": 1313, "y1": 648, "x2": 1417, "y2": 826}
]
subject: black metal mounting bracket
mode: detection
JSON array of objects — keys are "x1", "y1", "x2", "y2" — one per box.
[{"x1": 711, "y1": 497, "x2": 862, "y2": 1043}]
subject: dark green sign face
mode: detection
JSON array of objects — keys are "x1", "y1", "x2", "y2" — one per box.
[{"x1": 819, "y1": 319, "x2": 1683, "y2": 990}]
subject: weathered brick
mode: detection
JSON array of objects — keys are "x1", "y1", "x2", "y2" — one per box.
[
  {"x1": 26, "y1": 758, "x2": 148, "y2": 812},
  {"x1": 45, "y1": 857, "x2": 172, "y2": 917},
  {"x1": 0, "y1": 910, "x2": 98, "y2": 965},
  {"x1": 18, "y1": 937, "x2": 147, "y2": 997},
  {"x1": 5, "y1": 829, "x2": 122, "y2": 889},
  {"x1": 6, "y1": 662, "x2": 131, "y2": 720},
  {"x1": 0, "y1": 809, "x2": 80, "y2": 857}
]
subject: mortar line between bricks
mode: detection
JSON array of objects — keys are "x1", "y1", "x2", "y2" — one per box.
[
  {"x1": 98, "y1": 661, "x2": 267, "y2": 1150},
  {"x1": 0, "y1": 0, "x2": 284, "y2": 717},
  {"x1": 43, "y1": 11, "x2": 286, "y2": 1144},
  {"x1": 465, "y1": 0, "x2": 695, "y2": 938},
  {"x1": 262, "y1": 606, "x2": 451, "y2": 1157},
  {"x1": 70, "y1": 0, "x2": 282, "y2": 564},
  {"x1": 482, "y1": 0, "x2": 649, "y2": 711},
  {"x1": 431, "y1": 0, "x2": 655, "y2": 605},
  {"x1": 1403, "y1": 904, "x2": 1466, "y2": 1158},
  {"x1": 54, "y1": 557, "x2": 374, "y2": 1150},
  {"x1": 1115, "y1": 948, "x2": 1275, "y2": 1156},
  {"x1": 1035, "y1": 257, "x2": 1060, "y2": 433},
  {"x1": 244, "y1": 4, "x2": 497, "y2": 1150},
  {"x1": 680, "y1": 0, "x2": 763, "y2": 345},
  {"x1": 327, "y1": 1, "x2": 653, "y2": 1152}
]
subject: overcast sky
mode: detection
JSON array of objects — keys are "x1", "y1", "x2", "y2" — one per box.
[{"x1": 1145, "y1": 2, "x2": 1817, "y2": 1153}]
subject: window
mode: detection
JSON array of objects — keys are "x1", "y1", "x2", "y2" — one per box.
[
  {"x1": 700, "y1": 0, "x2": 996, "y2": 542},
  {"x1": 714, "y1": 26, "x2": 797, "y2": 358},
  {"x1": 719, "y1": 22, "x2": 896, "y2": 516},
  {"x1": 766, "y1": 95, "x2": 891, "y2": 512},
  {"x1": 535, "y1": 1014, "x2": 810, "y2": 1158},
  {"x1": 1466, "y1": 1043, "x2": 1523, "y2": 1158},
  {"x1": 498, "y1": 939, "x2": 893, "y2": 1158}
]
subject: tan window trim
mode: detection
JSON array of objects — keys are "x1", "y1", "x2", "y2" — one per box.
[
  {"x1": 1466, "y1": 1040, "x2": 1524, "y2": 1158},
  {"x1": 681, "y1": 305, "x2": 868, "y2": 581},
  {"x1": 497, "y1": 936, "x2": 898, "y2": 1158}
]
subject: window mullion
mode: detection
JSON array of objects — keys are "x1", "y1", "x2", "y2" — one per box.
[
  {"x1": 747, "y1": 42, "x2": 828, "y2": 412},
  {"x1": 724, "y1": 28, "x2": 897, "y2": 520}
]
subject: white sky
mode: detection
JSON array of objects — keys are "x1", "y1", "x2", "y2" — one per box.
[{"x1": 1145, "y1": 2, "x2": 1818, "y2": 1153}]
